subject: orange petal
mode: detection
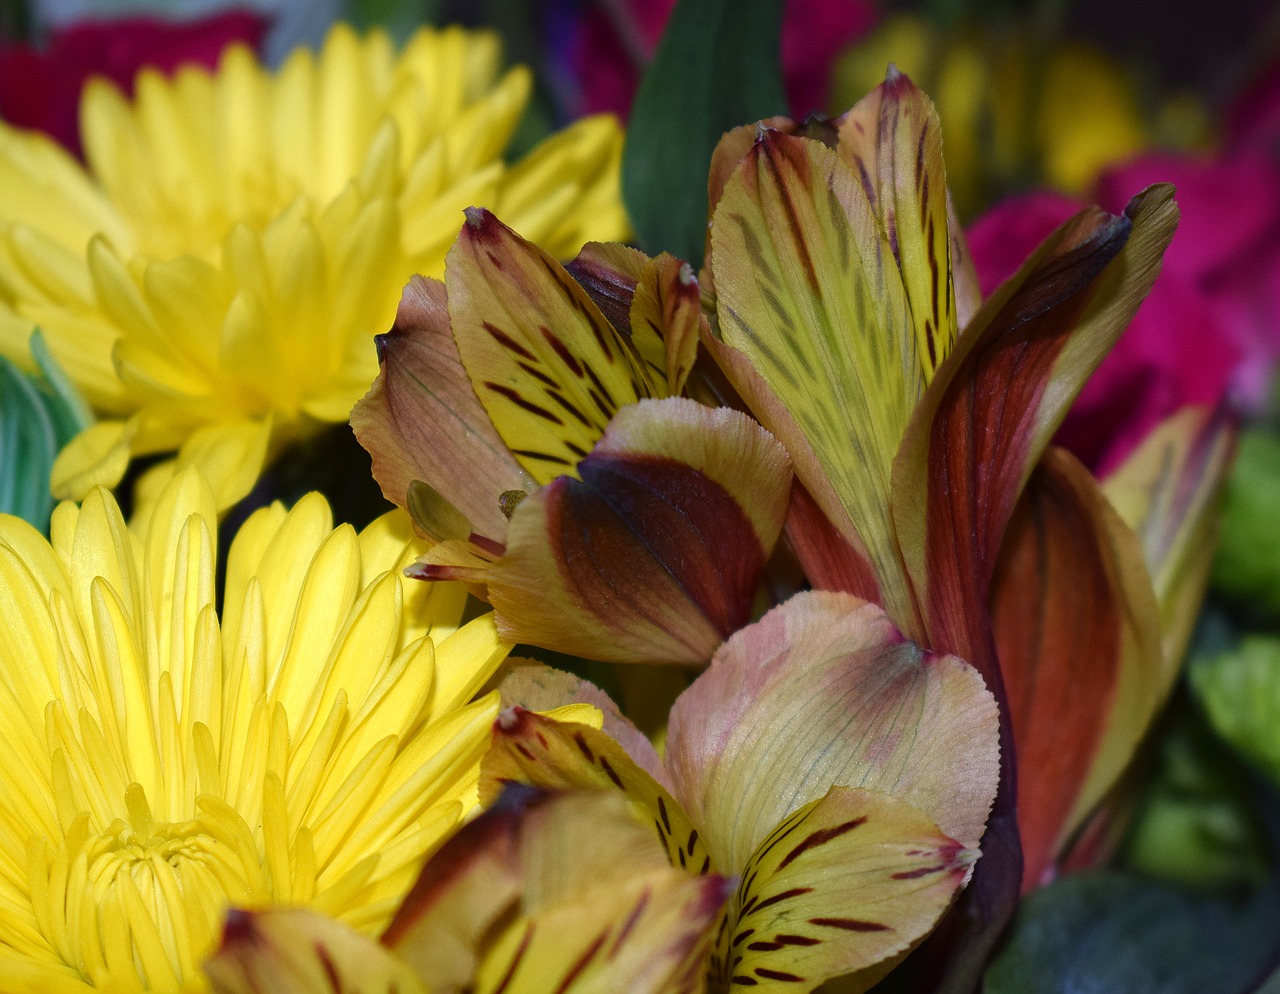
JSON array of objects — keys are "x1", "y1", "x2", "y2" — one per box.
[{"x1": 991, "y1": 447, "x2": 1161, "y2": 889}]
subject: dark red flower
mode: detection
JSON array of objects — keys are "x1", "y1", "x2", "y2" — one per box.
[{"x1": 0, "y1": 10, "x2": 267, "y2": 156}]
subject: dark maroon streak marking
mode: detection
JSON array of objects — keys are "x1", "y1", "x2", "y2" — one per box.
[
  {"x1": 516, "y1": 360, "x2": 560, "y2": 389},
  {"x1": 809, "y1": 917, "x2": 892, "y2": 932},
  {"x1": 598, "y1": 756, "x2": 625, "y2": 790},
  {"x1": 748, "y1": 887, "x2": 814, "y2": 915},
  {"x1": 509, "y1": 448, "x2": 573, "y2": 467},
  {"x1": 492, "y1": 922, "x2": 535, "y2": 994},
  {"x1": 732, "y1": 928, "x2": 756, "y2": 948},
  {"x1": 755, "y1": 967, "x2": 806, "y2": 982},
  {"x1": 776, "y1": 816, "x2": 868, "y2": 870},
  {"x1": 483, "y1": 321, "x2": 536, "y2": 361},
  {"x1": 540, "y1": 325, "x2": 584, "y2": 377},
  {"x1": 514, "y1": 743, "x2": 536, "y2": 761},
  {"x1": 658, "y1": 796, "x2": 672, "y2": 834},
  {"x1": 534, "y1": 731, "x2": 549, "y2": 748},
  {"x1": 731, "y1": 977, "x2": 759, "y2": 986},
  {"x1": 554, "y1": 930, "x2": 608, "y2": 994},
  {"x1": 607, "y1": 889, "x2": 650, "y2": 959},
  {"x1": 890, "y1": 863, "x2": 946, "y2": 880},
  {"x1": 564, "y1": 258, "x2": 636, "y2": 334},
  {"x1": 485, "y1": 382, "x2": 564, "y2": 424},
  {"x1": 315, "y1": 944, "x2": 341, "y2": 991},
  {"x1": 573, "y1": 732, "x2": 594, "y2": 762}
]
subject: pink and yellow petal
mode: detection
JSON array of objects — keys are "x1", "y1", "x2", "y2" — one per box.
[
  {"x1": 666, "y1": 591, "x2": 999, "y2": 874},
  {"x1": 385, "y1": 789, "x2": 728, "y2": 994},
  {"x1": 836, "y1": 69, "x2": 959, "y2": 381},
  {"x1": 481, "y1": 707, "x2": 710, "y2": 873}
]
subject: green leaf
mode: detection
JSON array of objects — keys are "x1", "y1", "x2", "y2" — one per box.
[
  {"x1": 1123, "y1": 704, "x2": 1270, "y2": 891},
  {"x1": 1191, "y1": 635, "x2": 1280, "y2": 789},
  {"x1": 0, "y1": 329, "x2": 92, "y2": 531},
  {"x1": 985, "y1": 872, "x2": 1280, "y2": 994},
  {"x1": 1211, "y1": 428, "x2": 1280, "y2": 619},
  {"x1": 622, "y1": 0, "x2": 786, "y2": 264}
]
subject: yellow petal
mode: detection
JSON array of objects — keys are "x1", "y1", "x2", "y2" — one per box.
[{"x1": 50, "y1": 418, "x2": 137, "y2": 501}]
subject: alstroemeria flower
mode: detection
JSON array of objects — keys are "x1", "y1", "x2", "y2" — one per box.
[
  {"x1": 700, "y1": 69, "x2": 1180, "y2": 943},
  {"x1": 353, "y1": 210, "x2": 793, "y2": 665},
  {"x1": 0, "y1": 23, "x2": 627, "y2": 512},
  {"x1": 479, "y1": 591, "x2": 1000, "y2": 992},
  {"x1": 205, "y1": 788, "x2": 731, "y2": 994}
]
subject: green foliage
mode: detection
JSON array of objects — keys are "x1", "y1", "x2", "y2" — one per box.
[
  {"x1": 1192, "y1": 635, "x2": 1280, "y2": 789},
  {"x1": 985, "y1": 872, "x2": 1280, "y2": 994},
  {"x1": 1212, "y1": 429, "x2": 1280, "y2": 619},
  {"x1": 1124, "y1": 707, "x2": 1270, "y2": 891},
  {"x1": 622, "y1": 0, "x2": 787, "y2": 265},
  {"x1": 0, "y1": 330, "x2": 91, "y2": 531}
]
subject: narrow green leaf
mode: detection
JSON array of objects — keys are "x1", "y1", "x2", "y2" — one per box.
[
  {"x1": 622, "y1": 0, "x2": 786, "y2": 264},
  {"x1": 985, "y1": 873, "x2": 1280, "y2": 994},
  {"x1": 0, "y1": 329, "x2": 93, "y2": 531}
]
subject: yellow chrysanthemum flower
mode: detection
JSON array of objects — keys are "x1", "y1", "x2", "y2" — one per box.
[
  {"x1": 0, "y1": 469, "x2": 512, "y2": 992},
  {"x1": 0, "y1": 23, "x2": 628, "y2": 511}
]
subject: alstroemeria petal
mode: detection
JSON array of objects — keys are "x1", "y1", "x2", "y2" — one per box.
[
  {"x1": 498, "y1": 663, "x2": 669, "y2": 785},
  {"x1": 484, "y1": 397, "x2": 791, "y2": 665},
  {"x1": 480, "y1": 708, "x2": 712, "y2": 874},
  {"x1": 714, "y1": 786, "x2": 973, "y2": 994},
  {"x1": 1101, "y1": 405, "x2": 1236, "y2": 672},
  {"x1": 205, "y1": 908, "x2": 428, "y2": 994},
  {"x1": 666, "y1": 591, "x2": 999, "y2": 876},
  {"x1": 710, "y1": 129, "x2": 918, "y2": 626},
  {"x1": 836, "y1": 68, "x2": 959, "y2": 382},
  {"x1": 351, "y1": 274, "x2": 531, "y2": 542},
  {"x1": 991, "y1": 447, "x2": 1162, "y2": 889},
  {"x1": 385, "y1": 788, "x2": 729, "y2": 994},
  {"x1": 629, "y1": 253, "x2": 704, "y2": 397},
  {"x1": 892, "y1": 183, "x2": 1178, "y2": 667},
  {"x1": 446, "y1": 207, "x2": 652, "y2": 485}
]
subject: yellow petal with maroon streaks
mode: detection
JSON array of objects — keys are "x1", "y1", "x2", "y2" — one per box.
[
  {"x1": 837, "y1": 68, "x2": 959, "y2": 382},
  {"x1": 710, "y1": 129, "x2": 918, "y2": 627},
  {"x1": 712, "y1": 787, "x2": 973, "y2": 994},
  {"x1": 481, "y1": 708, "x2": 714, "y2": 875},
  {"x1": 446, "y1": 208, "x2": 653, "y2": 484}
]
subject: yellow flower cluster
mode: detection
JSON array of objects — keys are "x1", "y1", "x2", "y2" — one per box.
[{"x1": 0, "y1": 24, "x2": 628, "y2": 512}]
